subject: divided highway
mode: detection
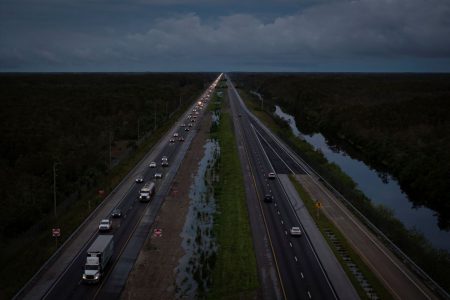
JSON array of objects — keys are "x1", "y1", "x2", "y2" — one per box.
[{"x1": 16, "y1": 75, "x2": 222, "y2": 300}]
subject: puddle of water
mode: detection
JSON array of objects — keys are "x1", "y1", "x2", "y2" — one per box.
[
  {"x1": 273, "y1": 104, "x2": 450, "y2": 251},
  {"x1": 211, "y1": 110, "x2": 220, "y2": 126},
  {"x1": 175, "y1": 139, "x2": 220, "y2": 298}
]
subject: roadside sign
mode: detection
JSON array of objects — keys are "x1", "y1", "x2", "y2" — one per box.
[
  {"x1": 153, "y1": 228, "x2": 162, "y2": 237},
  {"x1": 52, "y1": 228, "x2": 60, "y2": 237}
]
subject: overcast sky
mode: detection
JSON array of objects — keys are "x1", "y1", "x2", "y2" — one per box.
[{"x1": 1, "y1": 0, "x2": 450, "y2": 72}]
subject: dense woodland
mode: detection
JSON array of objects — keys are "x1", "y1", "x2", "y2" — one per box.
[
  {"x1": 232, "y1": 73, "x2": 450, "y2": 230},
  {"x1": 0, "y1": 73, "x2": 216, "y2": 240}
]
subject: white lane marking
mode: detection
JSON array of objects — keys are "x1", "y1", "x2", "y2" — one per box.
[
  {"x1": 294, "y1": 256, "x2": 298, "y2": 262},
  {"x1": 301, "y1": 272, "x2": 304, "y2": 279},
  {"x1": 277, "y1": 210, "x2": 280, "y2": 215},
  {"x1": 281, "y1": 220, "x2": 284, "y2": 224},
  {"x1": 274, "y1": 203, "x2": 277, "y2": 207},
  {"x1": 284, "y1": 231, "x2": 288, "y2": 235},
  {"x1": 289, "y1": 242, "x2": 292, "y2": 247},
  {"x1": 308, "y1": 291, "x2": 312, "y2": 299}
]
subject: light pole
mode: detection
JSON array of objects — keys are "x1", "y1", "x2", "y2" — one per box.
[
  {"x1": 137, "y1": 118, "x2": 140, "y2": 141},
  {"x1": 53, "y1": 162, "x2": 59, "y2": 217},
  {"x1": 154, "y1": 101, "x2": 157, "y2": 130}
]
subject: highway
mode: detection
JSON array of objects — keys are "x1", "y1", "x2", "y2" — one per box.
[
  {"x1": 16, "y1": 75, "x2": 222, "y2": 300},
  {"x1": 226, "y1": 75, "x2": 358, "y2": 300}
]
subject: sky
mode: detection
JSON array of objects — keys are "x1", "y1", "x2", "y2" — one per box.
[{"x1": 1, "y1": 0, "x2": 450, "y2": 72}]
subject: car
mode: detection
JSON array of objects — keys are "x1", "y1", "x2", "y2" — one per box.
[
  {"x1": 111, "y1": 208, "x2": 122, "y2": 218},
  {"x1": 188, "y1": 123, "x2": 193, "y2": 127},
  {"x1": 178, "y1": 137, "x2": 184, "y2": 142},
  {"x1": 290, "y1": 227, "x2": 302, "y2": 236},
  {"x1": 185, "y1": 127, "x2": 190, "y2": 131},
  {"x1": 268, "y1": 172, "x2": 276, "y2": 179},
  {"x1": 162, "y1": 156, "x2": 168, "y2": 161},
  {"x1": 135, "y1": 175, "x2": 144, "y2": 183},
  {"x1": 98, "y1": 219, "x2": 112, "y2": 231},
  {"x1": 173, "y1": 132, "x2": 179, "y2": 137},
  {"x1": 264, "y1": 194, "x2": 274, "y2": 202},
  {"x1": 154, "y1": 172, "x2": 163, "y2": 179},
  {"x1": 180, "y1": 123, "x2": 186, "y2": 127},
  {"x1": 149, "y1": 161, "x2": 156, "y2": 168},
  {"x1": 161, "y1": 161, "x2": 169, "y2": 167},
  {"x1": 169, "y1": 138, "x2": 175, "y2": 143}
]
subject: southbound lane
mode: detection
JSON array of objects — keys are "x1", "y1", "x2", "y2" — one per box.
[{"x1": 227, "y1": 79, "x2": 337, "y2": 300}]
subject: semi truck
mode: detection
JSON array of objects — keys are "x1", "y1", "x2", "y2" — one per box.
[
  {"x1": 139, "y1": 181, "x2": 155, "y2": 202},
  {"x1": 82, "y1": 235, "x2": 114, "y2": 283}
]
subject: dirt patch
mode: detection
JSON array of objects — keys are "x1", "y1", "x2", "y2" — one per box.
[{"x1": 121, "y1": 112, "x2": 212, "y2": 300}]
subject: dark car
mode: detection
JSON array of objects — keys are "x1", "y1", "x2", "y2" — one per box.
[
  {"x1": 111, "y1": 208, "x2": 122, "y2": 218},
  {"x1": 264, "y1": 194, "x2": 274, "y2": 202}
]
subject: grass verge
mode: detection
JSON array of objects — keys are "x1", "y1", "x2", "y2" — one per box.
[
  {"x1": 208, "y1": 90, "x2": 259, "y2": 299},
  {"x1": 288, "y1": 175, "x2": 393, "y2": 299}
]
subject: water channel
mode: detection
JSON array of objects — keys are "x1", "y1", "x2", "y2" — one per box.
[
  {"x1": 274, "y1": 105, "x2": 450, "y2": 251},
  {"x1": 175, "y1": 139, "x2": 219, "y2": 298}
]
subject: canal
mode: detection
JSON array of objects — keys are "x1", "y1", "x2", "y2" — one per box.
[{"x1": 274, "y1": 105, "x2": 450, "y2": 251}]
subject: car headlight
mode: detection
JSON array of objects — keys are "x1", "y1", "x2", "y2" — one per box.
[
  {"x1": 83, "y1": 274, "x2": 87, "y2": 279},
  {"x1": 94, "y1": 273, "x2": 100, "y2": 279}
]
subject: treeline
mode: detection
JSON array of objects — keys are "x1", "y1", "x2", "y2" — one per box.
[
  {"x1": 0, "y1": 73, "x2": 216, "y2": 240},
  {"x1": 232, "y1": 73, "x2": 450, "y2": 230}
]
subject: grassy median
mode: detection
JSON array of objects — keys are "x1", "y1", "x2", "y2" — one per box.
[{"x1": 208, "y1": 89, "x2": 259, "y2": 299}]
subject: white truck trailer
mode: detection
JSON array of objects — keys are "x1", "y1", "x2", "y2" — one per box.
[
  {"x1": 82, "y1": 235, "x2": 114, "y2": 283},
  {"x1": 139, "y1": 181, "x2": 155, "y2": 202}
]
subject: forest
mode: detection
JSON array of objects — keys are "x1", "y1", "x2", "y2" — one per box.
[
  {"x1": 0, "y1": 73, "x2": 216, "y2": 241},
  {"x1": 232, "y1": 73, "x2": 450, "y2": 230}
]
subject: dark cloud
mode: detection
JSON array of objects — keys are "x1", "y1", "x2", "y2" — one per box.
[{"x1": 1, "y1": 0, "x2": 450, "y2": 71}]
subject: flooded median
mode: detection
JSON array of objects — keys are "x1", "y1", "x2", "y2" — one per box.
[{"x1": 175, "y1": 139, "x2": 220, "y2": 298}]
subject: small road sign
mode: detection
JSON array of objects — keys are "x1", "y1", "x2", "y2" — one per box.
[{"x1": 52, "y1": 228, "x2": 60, "y2": 237}]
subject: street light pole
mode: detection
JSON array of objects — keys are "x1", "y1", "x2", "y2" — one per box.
[
  {"x1": 154, "y1": 101, "x2": 157, "y2": 130},
  {"x1": 53, "y1": 162, "x2": 58, "y2": 217},
  {"x1": 137, "y1": 118, "x2": 140, "y2": 141}
]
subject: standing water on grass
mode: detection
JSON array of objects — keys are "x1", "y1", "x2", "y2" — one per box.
[
  {"x1": 274, "y1": 105, "x2": 450, "y2": 251},
  {"x1": 175, "y1": 139, "x2": 220, "y2": 298}
]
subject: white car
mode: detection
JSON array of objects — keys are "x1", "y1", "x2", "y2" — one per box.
[
  {"x1": 149, "y1": 161, "x2": 156, "y2": 168},
  {"x1": 268, "y1": 172, "x2": 276, "y2": 179},
  {"x1": 290, "y1": 227, "x2": 302, "y2": 236},
  {"x1": 169, "y1": 138, "x2": 175, "y2": 143},
  {"x1": 135, "y1": 175, "x2": 144, "y2": 183},
  {"x1": 154, "y1": 172, "x2": 163, "y2": 179},
  {"x1": 173, "y1": 132, "x2": 179, "y2": 137},
  {"x1": 98, "y1": 219, "x2": 112, "y2": 231},
  {"x1": 180, "y1": 123, "x2": 186, "y2": 127}
]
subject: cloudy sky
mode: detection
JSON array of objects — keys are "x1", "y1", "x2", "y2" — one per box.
[{"x1": 1, "y1": 0, "x2": 450, "y2": 72}]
